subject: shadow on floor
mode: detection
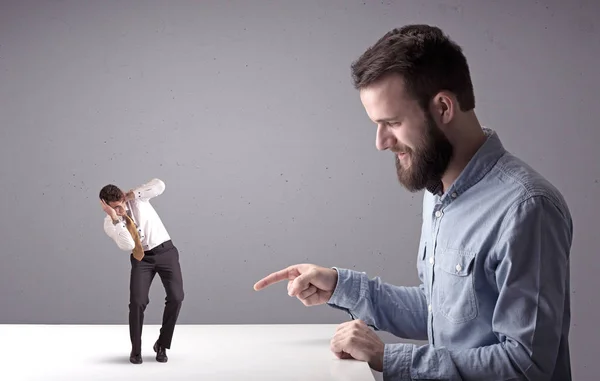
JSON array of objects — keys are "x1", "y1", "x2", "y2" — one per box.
[
  {"x1": 97, "y1": 355, "x2": 157, "y2": 364},
  {"x1": 98, "y1": 356, "x2": 132, "y2": 365}
]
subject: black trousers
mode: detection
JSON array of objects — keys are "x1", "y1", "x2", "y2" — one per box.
[{"x1": 129, "y1": 240, "x2": 184, "y2": 354}]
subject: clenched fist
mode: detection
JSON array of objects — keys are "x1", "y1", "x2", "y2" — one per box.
[{"x1": 330, "y1": 319, "x2": 385, "y2": 372}]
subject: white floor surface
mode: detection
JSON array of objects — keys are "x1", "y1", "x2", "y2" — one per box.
[{"x1": 0, "y1": 324, "x2": 377, "y2": 381}]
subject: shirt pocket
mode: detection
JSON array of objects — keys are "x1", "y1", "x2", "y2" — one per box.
[{"x1": 436, "y1": 249, "x2": 478, "y2": 324}]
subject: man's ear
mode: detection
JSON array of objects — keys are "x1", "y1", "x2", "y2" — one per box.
[{"x1": 430, "y1": 91, "x2": 455, "y2": 125}]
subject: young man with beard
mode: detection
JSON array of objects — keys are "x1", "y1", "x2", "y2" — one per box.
[{"x1": 253, "y1": 25, "x2": 572, "y2": 380}]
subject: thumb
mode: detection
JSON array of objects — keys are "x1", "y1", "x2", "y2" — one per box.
[{"x1": 288, "y1": 271, "x2": 315, "y2": 297}]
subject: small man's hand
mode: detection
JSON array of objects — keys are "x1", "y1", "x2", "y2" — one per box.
[
  {"x1": 100, "y1": 199, "x2": 118, "y2": 221},
  {"x1": 330, "y1": 320, "x2": 385, "y2": 372},
  {"x1": 125, "y1": 189, "x2": 135, "y2": 201},
  {"x1": 253, "y1": 264, "x2": 338, "y2": 306}
]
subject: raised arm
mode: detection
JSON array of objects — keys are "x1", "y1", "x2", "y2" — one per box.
[
  {"x1": 130, "y1": 178, "x2": 165, "y2": 200},
  {"x1": 326, "y1": 230, "x2": 429, "y2": 340},
  {"x1": 103, "y1": 215, "x2": 135, "y2": 251},
  {"x1": 253, "y1": 261, "x2": 428, "y2": 340},
  {"x1": 327, "y1": 269, "x2": 428, "y2": 341}
]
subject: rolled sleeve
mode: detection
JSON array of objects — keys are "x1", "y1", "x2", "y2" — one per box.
[
  {"x1": 383, "y1": 343, "x2": 413, "y2": 381},
  {"x1": 327, "y1": 267, "x2": 366, "y2": 310}
]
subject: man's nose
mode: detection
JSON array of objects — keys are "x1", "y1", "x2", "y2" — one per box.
[{"x1": 375, "y1": 125, "x2": 394, "y2": 151}]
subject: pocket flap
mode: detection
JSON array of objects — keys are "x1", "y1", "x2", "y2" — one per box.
[{"x1": 438, "y1": 249, "x2": 475, "y2": 276}]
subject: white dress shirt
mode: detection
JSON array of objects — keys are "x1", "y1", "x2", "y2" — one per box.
[{"x1": 103, "y1": 178, "x2": 171, "y2": 252}]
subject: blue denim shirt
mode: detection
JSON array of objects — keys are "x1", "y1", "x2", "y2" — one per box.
[{"x1": 328, "y1": 129, "x2": 572, "y2": 381}]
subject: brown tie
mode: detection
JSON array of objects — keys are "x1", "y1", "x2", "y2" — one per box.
[{"x1": 124, "y1": 214, "x2": 145, "y2": 261}]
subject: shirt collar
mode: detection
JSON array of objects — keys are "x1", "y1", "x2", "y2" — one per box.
[{"x1": 427, "y1": 127, "x2": 506, "y2": 198}]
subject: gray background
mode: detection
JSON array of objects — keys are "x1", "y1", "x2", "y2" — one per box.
[{"x1": 0, "y1": 0, "x2": 598, "y2": 379}]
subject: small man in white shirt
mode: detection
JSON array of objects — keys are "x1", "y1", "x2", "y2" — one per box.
[{"x1": 99, "y1": 178, "x2": 184, "y2": 365}]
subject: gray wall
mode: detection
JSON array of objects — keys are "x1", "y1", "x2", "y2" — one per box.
[{"x1": 1, "y1": 0, "x2": 598, "y2": 378}]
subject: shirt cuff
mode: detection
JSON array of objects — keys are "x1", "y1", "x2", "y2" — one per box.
[
  {"x1": 383, "y1": 343, "x2": 413, "y2": 381},
  {"x1": 106, "y1": 215, "x2": 125, "y2": 228},
  {"x1": 326, "y1": 267, "x2": 366, "y2": 311}
]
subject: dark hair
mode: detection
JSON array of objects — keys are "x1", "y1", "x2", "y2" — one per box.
[
  {"x1": 351, "y1": 24, "x2": 475, "y2": 112},
  {"x1": 99, "y1": 184, "x2": 124, "y2": 203}
]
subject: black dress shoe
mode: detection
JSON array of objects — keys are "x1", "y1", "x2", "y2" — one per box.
[
  {"x1": 153, "y1": 341, "x2": 168, "y2": 363},
  {"x1": 130, "y1": 351, "x2": 142, "y2": 364}
]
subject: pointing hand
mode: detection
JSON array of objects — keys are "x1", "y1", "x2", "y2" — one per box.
[{"x1": 253, "y1": 264, "x2": 338, "y2": 306}]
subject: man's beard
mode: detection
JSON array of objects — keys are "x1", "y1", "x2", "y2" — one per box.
[{"x1": 394, "y1": 113, "x2": 453, "y2": 192}]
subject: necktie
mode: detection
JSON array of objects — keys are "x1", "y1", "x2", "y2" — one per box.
[{"x1": 124, "y1": 214, "x2": 145, "y2": 261}]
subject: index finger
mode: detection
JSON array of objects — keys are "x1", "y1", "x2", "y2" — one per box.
[{"x1": 253, "y1": 266, "x2": 300, "y2": 291}]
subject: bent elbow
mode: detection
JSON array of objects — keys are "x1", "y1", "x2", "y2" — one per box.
[
  {"x1": 504, "y1": 339, "x2": 556, "y2": 381},
  {"x1": 118, "y1": 241, "x2": 135, "y2": 252},
  {"x1": 156, "y1": 178, "x2": 166, "y2": 194},
  {"x1": 150, "y1": 178, "x2": 166, "y2": 195}
]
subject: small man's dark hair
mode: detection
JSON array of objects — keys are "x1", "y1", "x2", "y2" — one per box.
[{"x1": 99, "y1": 184, "x2": 124, "y2": 203}]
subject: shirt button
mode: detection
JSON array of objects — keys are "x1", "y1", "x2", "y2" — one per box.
[
  {"x1": 451, "y1": 192, "x2": 457, "y2": 198},
  {"x1": 434, "y1": 210, "x2": 443, "y2": 218},
  {"x1": 428, "y1": 304, "x2": 432, "y2": 312},
  {"x1": 455, "y1": 264, "x2": 462, "y2": 272},
  {"x1": 429, "y1": 257, "x2": 434, "y2": 265}
]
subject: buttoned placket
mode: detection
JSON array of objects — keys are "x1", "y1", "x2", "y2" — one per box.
[
  {"x1": 127, "y1": 201, "x2": 145, "y2": 245},
  {"x1": 427, "y1": 190, "x2": 459, "y2": 345},
  {"x1": 428, "y1": 203, "x2": 440, "y2": 345}
]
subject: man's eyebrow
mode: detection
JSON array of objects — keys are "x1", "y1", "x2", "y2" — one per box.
[{"x1": 375, "y1": 116, "x2": 400, "y2": 123}]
